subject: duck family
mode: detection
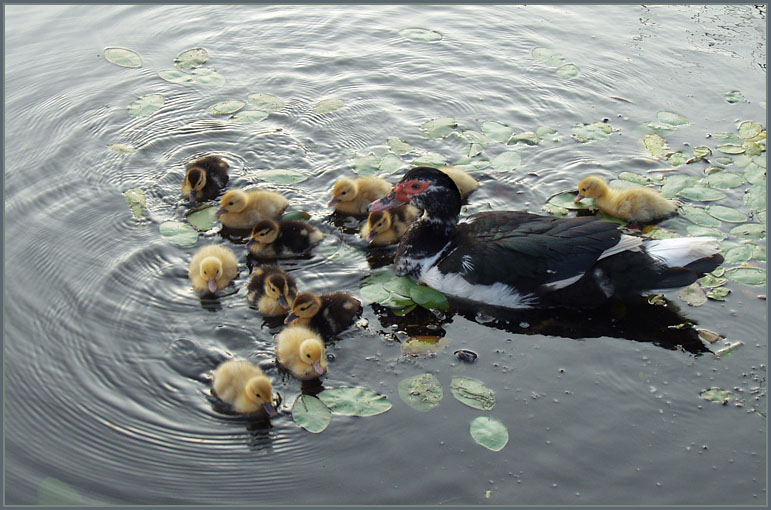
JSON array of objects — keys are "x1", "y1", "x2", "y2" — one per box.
[{"x1": 179, "y1": 155, "x2": 723, "y2": 417}]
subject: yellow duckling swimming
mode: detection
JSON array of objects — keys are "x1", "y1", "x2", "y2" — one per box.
[
  {"x1": 575, "y1": 175, "x2": 678, "y2": 224},
  {"x1": 245, "y1": 219, "x2": 325, "y2": 258},
  {"x1": 438, "y1": 166, "x2": 480, "y2": 199},
  {"x1": 181, "y1": 155, "x2": 229, "y2": 203},
  {"x1": 328, "y1": 176, "x2": 392, "y2": 216},
  {"x1": 215, "y1": 188, "x2": 289, "y2": 230},
  {"x1": 284, "y1": 291, "x2": 363, "y2": 341},
  {"x1": 211, "y1": 359, "x2": 276, "y2": 416},
  {"x1": 246, "y1": 265, "x2": 298, "y2": 316},
  {"x1": 276, "y1": 325, "x2": 327, "y2": 380},
  {"x1": 360, "y1": 204, "x2": 421, "y2": 246},
  {"x1": 188, "y1": 244, "x2": 239, "y2": 293}
]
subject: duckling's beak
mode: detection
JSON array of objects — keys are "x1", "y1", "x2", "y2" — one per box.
[
  {"x1": 284, "y1": 312, "x2": 298, "y2": 324},
  {"x1": 215, "y1": 207, "x2": 226, "y2": 217},
  {"x1": 368, "y1": 191, "x2": 402, "y2": 212},
  {"x1": 207, "y1": 279, "x2": 217, "y2": 293},
  {"x1": 245, "y1": 239, "x2": 254, "y2": 250},
  {"x1": 278, "y1": 295, "x2": 289, "y2": 308},
  {"x1": 313, "y1": 361, "x2": 324, "y2": 375},
  {"x1": 328, "y1": 197, "x2": 339, "y2": 207},
  {"x1": 263, "y1": 402, "x2": 277, "y2": 417},
  {"x1": 574, "y1": 193, "x2": 584, "y2": 203},
  {"x1": 366, "y1": 231, "x2": 377, "y2": 243}
]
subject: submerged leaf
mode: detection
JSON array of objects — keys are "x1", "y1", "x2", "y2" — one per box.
[
  {"x1": 399, "y1": 28, "x2": 442, "y2": 42},
  {"x1": 398, "y1": 373, "x2": 443, "y2": 412},
  {"x1": 160, "y1": 221, "x2": 198, "y2": 246},
  {"x1": 481, "y1": 121, "x2": 514, "y2": 143},
  {"x1": 386, "y1": 137, "x2": 415, "y2": 156},
  {"x1": 230, "y1": 110, "x2": 269, "y2": 123},
  {"x1": 556, "y1": 63, "x2": 580, "y2": 80},
  {"x1": 158, "y1": 69, "x2": 193, "y2": 83},
  {"x1": 314, "y1": 98, "x2": 344, "y2": 114},
  {"x1": 175, "y1": 47, "x2": 208, "y2": 70},
  {"x1": 531, "y1": 47, "x2": 564, "y2": 67},
  {"x1": 572, "y1": 122, "x2": 611, "y2": 143},
  {"x1": 104, "y1": 47, "x2": 142, "y2": 68},
  {"x1": 451, "y1": 377, "x2": 495, "y2": 411},
  {"x1": 490, "y1": 151, "x2": 521, "y2": 172},
  {"x1": 470, "y1": 416, "x2": 509, "y2": 451},
  {"x1": 191, "y1": 68, "x2": 225, "y2": 86},
  {"x1": 657, "y1": 111, "x2": 690, "y2": 127},
  {"x1": 128, "y1": 94, "x2": 164, "y2": 117},
  {"x1": 317, "y1": 387, "x2": 392, "y2": 416},
  {"x1": 108, "y1": 143, "x2": 137, "y2": 155},
  {"x1": 678, "y1": 282, "x2": 707, "y2": 306},
  {"x1": 412, "y1": 152, "x2": 447, "y2": 167},
  {"x1": 292, "y1": 394, "x2": 331, "y2": 433},
  {"x1": 257, "y1": 169, "x2": 308, "y2": 185},
  {"x1": 123, "y1": 188, "x2": 146, "y2": 218}
]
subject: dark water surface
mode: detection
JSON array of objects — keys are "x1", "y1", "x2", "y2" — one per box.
[{"x1": 4, "y1": 4, "x2": 767, "y2": 506}]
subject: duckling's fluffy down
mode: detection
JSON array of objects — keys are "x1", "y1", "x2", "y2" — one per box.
[
  {"x1": 211, "y1": 359, "x2": 275, "y2": 415},
  {"x1": 188, "y1": 244, "x2": 239, "y2": 292},
  {"x1": 276, "y1": 325, "x2": 327, "y2": 379}
]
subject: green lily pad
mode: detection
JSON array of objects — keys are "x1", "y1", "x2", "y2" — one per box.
[
  {"x1": 386, "y1": 137, "x2": 415, "y2": 156},
  {"x1": 744, "y1": 162, "x2": 766, "y2": 185},
  {"x1": 717, "y1": 144, "x2": 746, "y2": 155},
  {"x1": 175, "y1": 47, "x2": 208, "y2": 70},
  {"x1": 490, "y1": 151, "x2": 521, "y2": 172},
  {"x1": 247, "y1": 93, "x2": 284, "y2": 112},
  {"x1": 536, "y1": 126, "x2": 558, "y2": 139},
  {"x1": 667, "y1": 151, "x2": 688, "y2": 166},
  {"x1": 712, "y1": 132, "x2": 745, "y2": 143},
  {"x1": 314, "y1": 98, "x2": 344, "y2": 114},
  {"x1": 641, "y1": 225, "x2": 680, "y2": 239},
  {"x1": 481, "y1": 121, "x2": 514, "y2": 143},
  {"x1": 676, "y1": 186, "x2": 726, "y2": 202},
  {"x1": 160, "y1": 220, "x2": 198, "y2": 246},
  {"x1": 292, "y1": 394, "x2": 331, "y2": 433},
  {"x1": 689, "y1": 146, "x2": 712, "y2": 162},
  {"x1": 257, "y1": 169, "x2": 308, "y2": 185},
  {"x1": 660, "y1": 174, "x2": 699, "y2": 198},
  {"x1": 680, "y1": 205, "x2": 722, "y2": 227},
  {"x1": 700, "y1": 388, "x2": 734, "y2": 403},
  {"x1": 572, "y1": 122, "x2": 612, "y2": 143},
  {"x1": 451, "y1": 377, "x2": 495, "y2": 411},
  {"x1": 399, "y1": 28, "x2": 443, "y2": 42},
  {"x1": 657, "y1": 111, "x2": 690, "y2": 127},
  {"x1": 187, "y1": 205, "x2": 218, "y2": 231},
  {"x1": 730, "y1": 223, "x2": 765, "y2": 239},
  {"x1": 751, "y1": 243, "x2": 767, "y2": 261},
  {"x1": 531, "y1": 47, "x2": 564, "y2": 67},
  {"x1": 128, "y1": 94, "x2": 164, "y2": 117},
  {"x1": 556, "y1": 63, "x2": 580, "y2": 80},
  {"x1": 470, "y1": 416, "x2": 509, "y2": 452},
  {"x1": 731, "y1": 154, "x2": 752, "y2": 167},
  {"x1": 707, "y1": 288, "x2": 731, "y2": 301},
  {"x1": 207, "y1": 100, "x2": 245, "y2": 115},
  {"x1": 706, "y1": 205, "x2": 747, "y2": 223},
  {"x1": 642, "y1": 133, "x2": 669, "y2": 157},
  {"x1": 348, "y1": 151, "x2": 381, "y2": 175},
  {"x1": 743, "y1": 141, "x2": 764, "y2": 156},
  {"x1": 508, "y1": 131, "x2": 540, "y2": 145},
  {"x1": 618, "y1": 172, "x2": 651, "y2": 185},
  {"x1": 725, "y1": 267, "x2": 766, "y2": 285},
  {"x1": 191, "y1": 68, "x2": 225, "y2": 86},
  {"x1": 158, "y1": 69, "x2": 193, "y2": 83},
  {"x1": 420, "y1": 117, "x2": 457, "y2": 139},
  {"x1": 281, "y1": 211, "x2": 311, "y2": 221},
  {"x1": 698, "y1": 274, "x2": 728, "y2": 288},
  {"x1": 452, "y1": 157, "x2": 491, "y2": 171},
  {"x1": 753, "y1": 155, "x2": 766, "y2": 168},
  {"x1": 412, "y1": 152, "x2": 447, "y2": 167},
  {"x1": 686, "y1": 225, "x2": 725, "y2": 239},
  {"x1": 319, "y1": 242, "x2": 367, "y2": 266},
  {"x1": 104, "y1": 46, "x2": 142, "y2": 68},
  {"x1": 410, "y1": 284, "x2": 449, "y2": 311},
  {"x1": 678, "y1": 282, "x2": 707, "y2": 306},
  {"x1": 317, "y1": 387, "x2": 392, "y2": 417},
  {"x1": 230, "y1": 110, "x2": 269, "y2": 123},
  {"x1": 398, "y1": 373, "x2": 443, "y2": 412},
  {"x1": 108, "y1": 143, "x2": 137, "y2": 155},
  {"x1": 123, "y1": 188, "x2": 146, "y2": 218},
  {"x1": 723, "y1": 244, "x2": 754, "y2": 265},
  {"x1": 542, "y1": 203, "x2": 569, "y2": 216},
  {"x1": 739, "y1": 121, "x2": 763, "y2": 140},
  {"x1": 548, "y1": 191, "x2": 592, "y2": 210},
  {"x1": 379, "y1": 153, "x2": 403, "y2": 174},
  {"x1": 703, "y1": 171, "x2": 745, "y2": 189},
  {"x1": 38, "y1": 477, "x2": 83, "y2": 506},
  {"x1": 715, "y1": 157, "x2": 734, "y2": 165},
  {"x1": 725, "y1": 90, "x2": 744, "y2": 103}
]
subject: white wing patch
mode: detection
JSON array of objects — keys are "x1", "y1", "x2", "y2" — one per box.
[{"x1": 421, "y1": 267, "x2": 538, "y2": 309}]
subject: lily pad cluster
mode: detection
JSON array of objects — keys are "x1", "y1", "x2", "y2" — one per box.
[
  {"x1": 291, "y1": 387, "x2": 392, "y2": 434},
  {"x1": 360, "y1": 268, "x2": 449, "y2": 315},
  {"x1": 399, "y1": 28, "x2": 443, "y2": 43},
  {"x1": 531, "y1": 47, "x2": 581, "y2": 80}
]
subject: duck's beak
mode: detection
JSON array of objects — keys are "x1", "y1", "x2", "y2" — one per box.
[
  {"x1": 207, "y1": 279, "x2": 217, "y2": 293},
  {"x1": 215, "y1": 207, "x2": 226, "y2": 217},
  {"x1": 263, "y1": 401, "x2": 277, "y2": 417},
  {"x1": 284, "y1": 312, "x2": 298, "y2": 324},
  {"x1": 574, "y1": 193, "x2": 584, "y2": 204},
  {"x1": 366, "y1": 231, "x2": 377, "y2": 243},
  {"x1": 313, "y1": 361, "x2": 324, "y2": 375},
  {"x1": 328, "y1": 197, "x2": 339, "y2": 207},
  {"x1": 278, "y1": 295, "x2": 289, "y2": 308},
  {"x1": 368, "y1": 191, "x2": 403, "y2": 212}
]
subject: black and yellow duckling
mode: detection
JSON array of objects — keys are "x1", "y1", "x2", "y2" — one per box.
[
  {"x1": 188, "y1": 244, "x2": 239, "y2": 293},
  {"x1": 181, "y1": 155, "x2": 230, "y2": 203},
  {"x1": 245, "y1": 219, "x2": 325, "y2": 258},
  {"x1": 246, "y1": 265, "x2": 298, "y2": 316},
  {"x1": 360, "y1": 204, "x2": 421, "y2": 246},
  {"x1": 211, "y1": 359, "x2": 276, "y2": 416},
  {"x1": 215, "y1": 188, "x2": 290, "y2": 230},
  {"x1": 276, "y1": 325, "x2": 327, "y2": 380},
  {"x1": 328, "y1": 176, "x2": 392, "y2": 216},
  {"x1": 284, "y1": 291, "x2": 363, "y2": 340}
]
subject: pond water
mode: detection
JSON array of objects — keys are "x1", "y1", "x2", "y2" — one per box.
[{"x1": 4, "y1": 4, "x2": 767, "y2": 506}]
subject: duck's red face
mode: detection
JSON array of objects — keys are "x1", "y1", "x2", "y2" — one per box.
[{"x1": 369, "y1": 179, "x2": 430, "y2": 212}]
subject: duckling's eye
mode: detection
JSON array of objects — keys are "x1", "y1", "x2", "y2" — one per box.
[
  {"x1": 341, "y1": 191, "x2": 348, "y2": 195},
  {"x1": 228, "y1": 201, "x2": 234, "y2": 206},
  {"x1": 255, "y1": 393, "x2": 262, "y2": 398},
  {"x1": 305, "y1": 353, "x2": 311, "y2": 358}
]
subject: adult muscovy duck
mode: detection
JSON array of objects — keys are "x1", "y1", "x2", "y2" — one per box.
[{"x1": 368, "y1": 167, "x2": 723, "y2": 309}]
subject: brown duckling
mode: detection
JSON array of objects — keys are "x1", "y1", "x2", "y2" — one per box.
[
  {"x1": 328, "y1": 176, "x2": 392, "y2": 216},
  {"x1": 575, "y1": 175, "x2": 678, "y2": 224},
  {"x1": 181, "y1": 155, "x2": 230, "y2": 203},
  {"x1": 438, "y1": 166, "x2": 480, "y2": 199},
  {"x1": 245, "y1": 219, "x2": 325, "y2": 258},
  {"x1": 211, "y1": 359, "x2": 276, "y2": 416},
  {"x1": 284, "y1": 291, "x2": 363, "y2": 340},
  {"x1": 246, "y1": 265, "x2": 298, "y2": 316},
  {"x1": 188, "y1": 244, "x2": 239, "y2": 293},
  {"x1": 360, "y1": 204, "x2": 421, "y2": 246},
  {"x1": 276, "y1": 325, "x2": 327, "y2": 380},
  {"x1": 215, "y1": 188, "x2": 289, "y2": 230}
]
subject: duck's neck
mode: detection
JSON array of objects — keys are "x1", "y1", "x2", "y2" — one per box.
[{"x1": 394, "y1": 213, "x2": 457, "y2": 279}]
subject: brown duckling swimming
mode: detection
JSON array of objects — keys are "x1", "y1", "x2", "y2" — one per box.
[
  {"x1": 360, "y1": 204, "x2": 421, "y2": 246},
  {"x1": 188, "y1": 244, "x2": 239, "y2": 293},
  {"x1": 276, "y1": 325, "x2": 327, "y2": 380},
  {"x1": 246, "y1": 265, "x2": 298, "y2": 316},
  {"x1": 284, "y1": 291, "x2": 363, "y2": 340},
  {"x1": 215, "y1": 188, "x2": 289, "y2": 230},
  {"x1": 211, "y1": 359, "x2": 276, "y2": 416},
  {"x1": 181, "y1": 155, "x2": 230, "y2": 203},
  {"x1": 328, "y1": 176, "x2": 392, "y2": 216},
  {"x1": 245, "y1": 219, "x2": 325, "y2": 258}
]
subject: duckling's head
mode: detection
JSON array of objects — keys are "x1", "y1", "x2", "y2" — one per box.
[
  {"x1": 264, "y1": 273, "x2": 296, "y2": 309},
  {"x1": 365, "y1": 210, "x2": 392, "y2": 242},
  {"x1": 244, "y1": 375, "x2": 277, "y2": 416},
  {"x1": 245, "y1": 219, "x2": 280, "y2": 249},
  {"x1": 182, "y1": 167, "x2": 207, "y2": 200},
  {"x1": 284, "y1": 292, "x2": 322, "y2": 324},
  {"x1": 199, "y1": 256, "x2": 223, "y2": 293},
  {"x1": 328, "y1": 178, "x2": 358, "y2": 206},
  {"x1": 575, "y1": 175, "x2": 609, "y2": 202},
  {"x1": 216, "y1": 189, "x2": 248, "y2": 216},
  {"x1": 299, "y1": 338, "x2": 326, "y2": 376}
]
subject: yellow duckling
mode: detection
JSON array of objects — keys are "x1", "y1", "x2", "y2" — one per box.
[
  {"x1": 188, "y1": 244, "x2": 239, "y2": 293},
  {"x1": 438, "y1": 166, "x2": 480, "y2": 199},
  {"x1": 211, "y1": 359, "x2": 276, "y2": 416},
  {"x1": 285, "y1": 291, "x2": 363, "y2": 341},
  {"x1": 246, "y1": 265, "x2": 298, "y2": 316},
  {"x1": 328, "y1": 176, "x2": 392, "y2": 216},
  {"x1": 245, "y1": 219, "x2": 325, "y2": 258},
  {"x1": 360, "y1": 204, "x2": 421, "y2": 246},
  {"x1": 276, "y1": 325, "x2": 328, "y2": 380},
  {"x1": 181, "y1": 155, "x2": 229, "y2": 203},
  {"x1": 215, "y1": 188, "x2": 289, "y2": 230},
  {"x1": 575, "y1": 175, "x2": 678, "y2": 224}
]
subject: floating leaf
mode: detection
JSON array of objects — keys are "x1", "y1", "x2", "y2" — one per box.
[
  {"x1": 481, "y1": 121, "x2": 514, "y2": 143},
  {"x1": 158, "y1": 69, "x2": 193, "y2": 83},
  {"x1": 556, "y1": 63, "x2": 580, "y2": 80},
  {"x1": 104, "y1": 46, "x2": 142, "y2": 68},
  {"x1": 717, "y1": 144, "x2": 746, "y2": 155},
  {"x1": 642, "y1": 133, "x2": 669, "y2": 157},
  {"x1": 715, "y1": 157, "x2": 734, "y2": 165},
  {"x1": 398, "y1": 373, "x2": 443, "y2": 412},
  {"x1": 508, "y1": 131, "x2": 540, "y2": 145},
  {"x1": 680, "y1": 205, "x2": 722, "y2": 227},
  {"x1": 490, "y1": 151, "x2": 521, "y2": 172},
  {"x1": 123, "y1": 188, "x2": 146, "y2": 218},
  {"x1": 730, "y1": 223, "x2": 765, "y2": 240},
  {"x1": 698, "y1": 274, "x2": 728, "y2": 288},
  {"x1": 618, "y1": 172, "x2": 651, "y2": 185},
  {"x1": 420, "y1": 117, "x2": 457, "y2": 139},
  {"x1": 257, "y1": 169, "x2": 308, "y2": 185},
  {"x1": 230, "y1": 110, "x2": 269, "y2": 123},
  {"x1": 128, "y1": 94, "x2": 164, "y2": 117},
  {"x1": 743, "y1": 141, "x2": 763, "y2": 156},
  {"x1": 744, "y1": 162, "x2": 766, "y2": 185},
  {"x1": 725, "y1": 267, "x2": 766, "y2": 285},
  {"x1": 412, "y1": 152, "x2": 447, "y2": 167},
  {"x1": 700, "y1": 388, "x2": 734, "y2": 403},
  {"x1": 470, "y1": 416, "x2": 509, "y2": 452},
  {"x1": 281, "y1": 211, "x2": 311, "y2": 221},
  {"x1": 175, "y1": 48, "x2": 208, "y2": 70},
  {"x1": 399, "y1": 28, "x2": 443, "y2": 42},
  {"x1": 401, "y1": 335, "x2": 451, "y2": 355},
  {"x1": 667, "y1": 151, "x2": 688, "y2": 166},
  {"x1": 572, "y1": 122, "x2": 611, "y2": 143},
  {"x1": 548, "y1": 191, "x2": 592, "y2": 210},
  {"x1": 531, "y1": 47, "x2": 564, "y2": 67},
  {"x1": 723, "y1": 244, "x2": 754, "y2": 265},
  {"x1": 732, "y1": 154, "x2": 752, "y2": 167},
  {"x1": 542, "y1": 203, "x2": 569, "y2": 216},
  {"x1": 410, "y1": 284, "x2": 449, "y2": 311},
  {"x1": 317, "y1": 387, "x2": 392, "y2": 417},
  {"x1": 207, "y1": 100, "x2": 245, "y2": 115},
  {"x1": 686, "y1": 225, "x2": 725, "y2": 239},
  {"x1": 739, "y1": 121, "x2": 763, "y2": 140},
  {"x1": 247, "y1": 93, "x2": 284, "y2": 112},
  {"x1": 689, "y1": 146, "x2": 712, "y2": 163},
  {"x1": 314, "y1": 98, "x2": 344, "y2": 114},
  {"x1": 292, "y1": 394, "x2": 331, "y2": 433},
  {"x1": 348, "y1": 151, "x2": 381, "y2": 175},
  {"x1": 678, "y1": 282, "x2": 707, "y2": 306},
  {"x1": 712, "y1": 132, "x2": 744, "y2": 143},
  {"x1": 159, "y1": 220, "x2": 198, "y2": 246},
  {"x1": 657, "y1": 111, "x2": 690, "y2": 127},
  {"x1": 386, "y1": 137, "x2": 415, "y2": 156},
  {"x1": 725, "y1": 90, "x2": 744, "y2": 103},
  {"x1": 379, "y1": 153, "x2": 403, "y2": 174},
  {"x1": 187, "y1": 205, "x2": 218, "y2": 231},
  {"x1": 38, "y1": 477, "x2": 83, "y2": 506},
  {"x1": 703, "y1": 171, "x2": 745, "y2": 189},
  {"x1": 451, "y1": 377, "x2": 495, "y2": 411},
  {"x1": 108, "y1": 143, "x2": 137, "y2": 155},
  {"x1": 677, "y1": 186, "x2": 726, "y2": 202},
  {"x1": 705, "y1": 205, "x2": 747, "y2": 223},
  {"x1": 641, "y1": 225, "x2": 679, "y2": 239},
  {"x1": 191, "y1": 68, "x2": 225, "y2": 86}
]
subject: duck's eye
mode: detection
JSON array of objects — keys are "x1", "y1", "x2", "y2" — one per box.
[{"x1": 411, "y1": 183, "x2": 421, "y2": 190}]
